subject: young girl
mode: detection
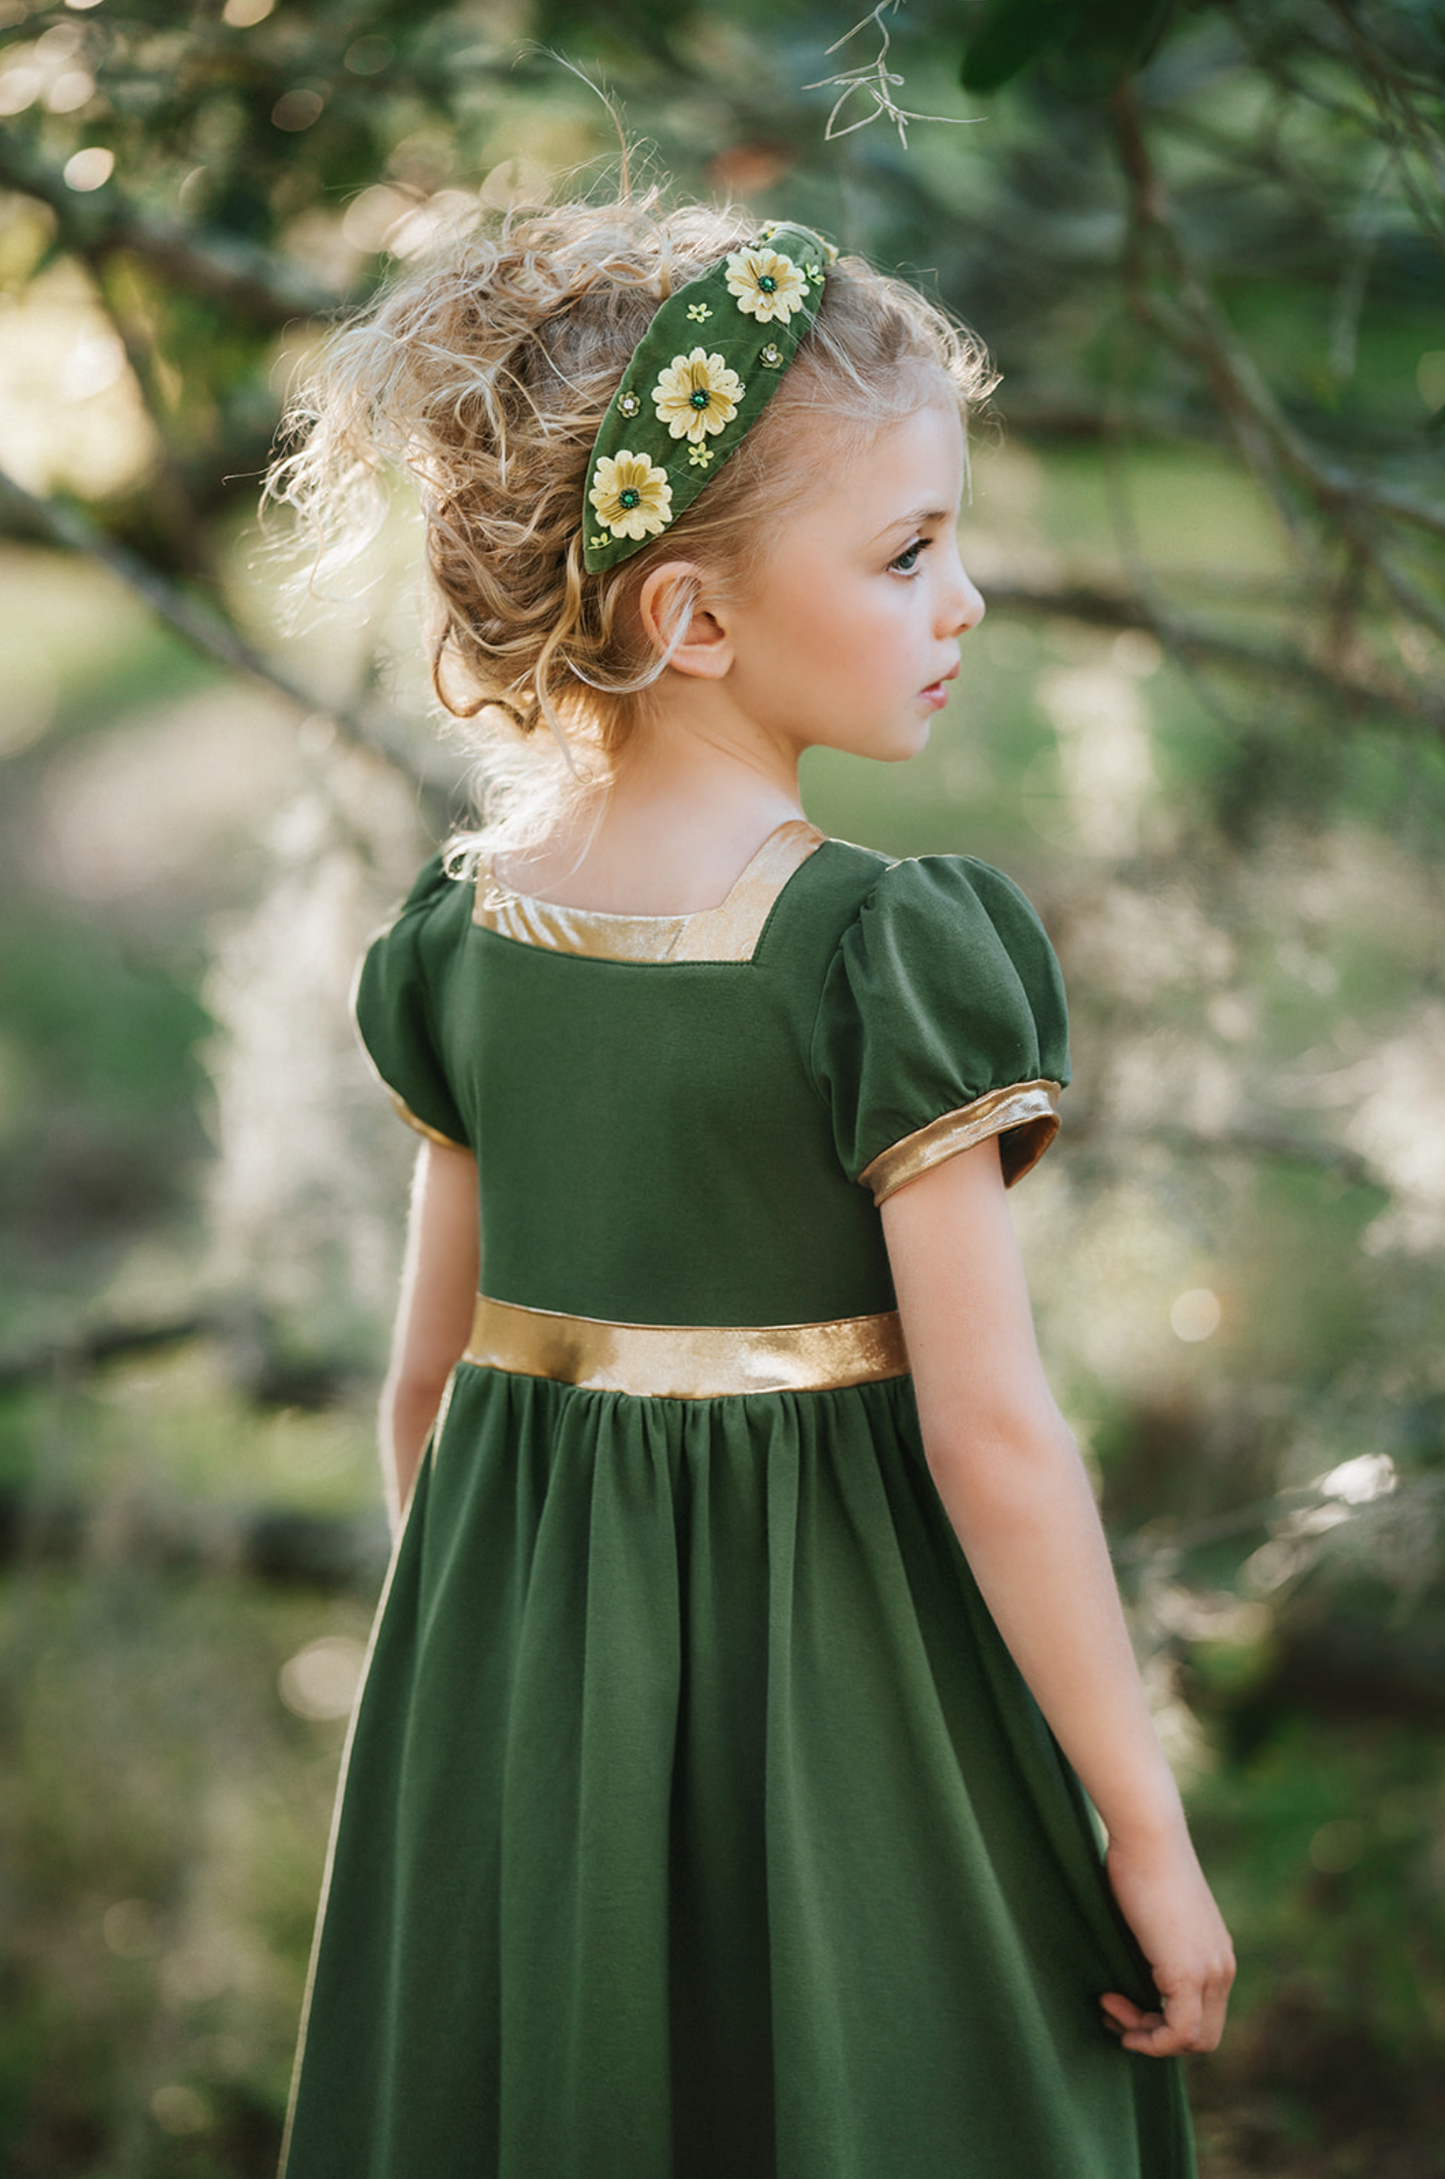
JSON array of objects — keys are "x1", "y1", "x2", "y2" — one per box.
[{"x1": 273, "y1": 196, "x2": 1233, "y2": 2179}]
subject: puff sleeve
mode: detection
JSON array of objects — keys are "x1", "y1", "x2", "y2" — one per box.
[
  {"x1": 353, "y1": 853, "x2": 470, "y2": 1150},
  {"x1": 812, "y1": 855, "x2": 1069, "y2": 1203}
]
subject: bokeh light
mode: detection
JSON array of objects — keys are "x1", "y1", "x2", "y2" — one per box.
[
  {"x1": 61, "y1": 144, "x2": 113, "y2": 190},
  {"x1": 279, "y1": 1636, "x2": 366, "y2": 1721},
  {"x1": 151, "y1": 2084, "x2": 213, "y2": 2137},
  {"x1": 1309, "y1": 1819, "x2": 1366, "y2": 1874},
  {"x1": 1170, "y1": 1288, "x2": 1222, "y2": 1343}
]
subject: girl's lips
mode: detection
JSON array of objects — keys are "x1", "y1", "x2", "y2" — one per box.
[{"x1": 919, "y1": 664, "x2": 960, "y2": 708}]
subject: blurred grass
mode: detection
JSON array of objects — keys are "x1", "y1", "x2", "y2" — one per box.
[
  {"x1": 1187, "y1": 1716, "x2": 1445, "y2": 2179},
  {"x1": 1, "y1": 1362, "x2": 381, "y2": 2173},
  {"x1": 1, "y1": 1551, "x2": 370, "y2": 2177}
]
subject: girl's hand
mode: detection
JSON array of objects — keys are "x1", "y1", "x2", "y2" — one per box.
[{"x1": 1099, "y1": 1827, "x2": 1236, "y2": 2056}]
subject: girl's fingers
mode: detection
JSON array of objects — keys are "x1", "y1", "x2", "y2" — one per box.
[
  {"x1": 1197, "y1": 1966, "x2": 1234, "y2": 2051},
  {"x1": 1099, "y1": 1993, "x2": 1171, "y2": 2050},
  {"x1": 1099, "y1": 1992, "x2": 1145, "y2": 2034},
  {"x1": 1123, "y1": 2020, "x2": 1186, "y2": 2055},
  {"x1": 1099, "y1": 1984, "x2": 1225, "y2": 2056},
  {"x1": 1156, "y1": 1985, "x2": 1203, "y2": 2050}
]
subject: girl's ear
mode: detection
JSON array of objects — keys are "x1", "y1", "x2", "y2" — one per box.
[{"x1": 636, "y1": 560, "x2": 734, "y2": 681}]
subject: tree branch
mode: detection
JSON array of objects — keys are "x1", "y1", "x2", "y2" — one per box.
[
  {"x1": 0, "y1": 142, "x2": 344, "y2": 331},
  {"x1": 0, "y1": 466, "x2": 430, "y2": 783},
  {"x1": 1140, "y1": 1122, "x2": 1380, "y2": 1192},
  {"x1": 0, "y1": 1477, "x2": 388, "y2": 1593},
  {"x1": 93, "y1": 258, "x2": 216, "y2": 582},
  {"x1": 1055, "y1": 1113, "x2": 1381, "y2": 1192},
  {"x1": 1110, "y1": 85, "x2": 1445, "y2": 559},
  {"x1": 981, "y1": 579, "x2": 1445, "y2": 736}
]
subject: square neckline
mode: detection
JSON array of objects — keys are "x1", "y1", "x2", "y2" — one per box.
[{"x1": 471, "y1": 819, "x2": 826, "y2": 964}]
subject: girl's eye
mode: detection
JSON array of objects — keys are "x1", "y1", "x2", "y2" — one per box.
[{"x1": 889, "y1": 537, "x2": 930, "y2": 576}]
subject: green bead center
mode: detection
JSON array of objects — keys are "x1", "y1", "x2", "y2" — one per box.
[
  {"x1": 619, "y1": 488, "x2": 640, "y2": 509},
  {"x1": 758, "y1": 274, "x2": 777, "y2": 293},
  {"x1": 690, "y1": 389, "x2": 710, "y2": 410}
]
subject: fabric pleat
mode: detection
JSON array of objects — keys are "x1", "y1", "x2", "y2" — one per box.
[{"x1": 283, "y1": 1368, "x2": 1191, "y2": 2179}]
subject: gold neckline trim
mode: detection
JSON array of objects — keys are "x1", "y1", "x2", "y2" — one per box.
[
  {"x1": 461, "y1": 1293, "x2": 908, "y2": 1399},
  {"x1": 861, "y1": 1080, "x2": 1062, "y2": 1204},
  {"x1": 472, "y1": 819, "x2": 825, "y2": 963}
]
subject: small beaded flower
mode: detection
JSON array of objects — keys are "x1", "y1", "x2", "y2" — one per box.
[
  {"x1": 652, "y1": 348, "x2": 745, "y2": 444},
  {"x1": 588, "y1": 450, "x2": 673, "y2": 543},
  {"x1": 724, "y1": 246, "x2": 809, "y2": 325}
]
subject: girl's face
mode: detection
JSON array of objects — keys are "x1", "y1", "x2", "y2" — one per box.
[{"x1": 720, "y1": 399, "x2": 984, "y2": 765}]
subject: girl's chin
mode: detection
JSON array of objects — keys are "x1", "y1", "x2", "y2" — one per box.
[
  {"x1": 877, "y1": 718, "x2": 932, "y2": 764},
  {"x1": 802, "y1": 717, "x2": 932, "y2": 765}
]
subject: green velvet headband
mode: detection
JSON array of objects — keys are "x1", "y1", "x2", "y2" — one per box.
[{"x1": 582, "y1": 222, "x2": 836, "y2": 576}]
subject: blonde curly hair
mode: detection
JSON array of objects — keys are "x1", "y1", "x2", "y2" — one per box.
[{"x1": 268, "y1": 189, "x2": 994, "y2": 858}]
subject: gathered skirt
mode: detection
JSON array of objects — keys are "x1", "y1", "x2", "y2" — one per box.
[{"x1": 281, "y1": 1366, "x2": 1193, "y2": 2179}]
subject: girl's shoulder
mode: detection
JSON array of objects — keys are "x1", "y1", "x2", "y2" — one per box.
[
  {"x1": 374, "y1": 849, "x2": 473, "y2": 953},
  {"x1": 797, "y1": 838, "x2": 1063, "y2": 988},
  {"x1": 803, "y1": 843, "x2": 1071, "y2": 1199},
  {"x1": 352, "y1": 852, "x2": 475, "y2": 1150}
]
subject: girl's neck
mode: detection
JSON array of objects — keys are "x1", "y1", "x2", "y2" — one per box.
[{"x1": 500, "y1": 703, "x2": 806, "y2": 916}]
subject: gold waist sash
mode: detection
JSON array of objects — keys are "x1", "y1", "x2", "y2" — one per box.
[{"x1": 462, "y1": 1294, "x2": 909, "y2": 1401}]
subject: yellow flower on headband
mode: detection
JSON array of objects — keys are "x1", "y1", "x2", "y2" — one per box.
[
  {"x1": 588, "y1": 450, "x2": 673, "y2": 542},
  {"x1": 652, "y1": 348, "x2": 746, "y2": 444},
  {"x1": 724, "y1": 245, "x2": 808, "y2": 325},
  {"x1": 582, "y1": 222, "x2": 834, "y2": 571}
]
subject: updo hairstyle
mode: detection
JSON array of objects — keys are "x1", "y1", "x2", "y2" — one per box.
[{"x1": 270, "y1": 191, "x2": 994, "y2": 850}]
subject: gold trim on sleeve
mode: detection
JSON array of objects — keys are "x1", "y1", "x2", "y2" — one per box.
[
  {"x1": 471, "y1": 818, "x2": 824, "y2": 963},
  {"x1": 462, "y1": 1294, "x2": 908, "y2": 1399},
  {"x1": 859, "y1": 1080, "x2": 1062, "y2": 1204},
  {"x1": 388, "y1": 1091, "x2": 468, "y2": 1151}
]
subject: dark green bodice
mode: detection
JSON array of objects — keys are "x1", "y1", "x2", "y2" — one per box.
[{"x1": 356, "y1": 832, "x2": 1070, "y2": 1326}]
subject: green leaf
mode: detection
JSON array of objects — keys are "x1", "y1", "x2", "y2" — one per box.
[
  {"x1": 1051, "y1": 0, "x2": 1181, "y2": 97},
  {"x1": 960, "y1": 0, "x2": 1086, "y2": 93},
  {"x1": 961, "y1": 0, "x2": 1181, "y2": 95}
]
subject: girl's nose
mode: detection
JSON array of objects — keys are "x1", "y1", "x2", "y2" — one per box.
[{"x1": 944, "y1": 563, "x2": 985, "y2": 637}]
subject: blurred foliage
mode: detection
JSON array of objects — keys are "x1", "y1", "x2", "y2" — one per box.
[
  {"x1": 0, "y1": 0, "x2": 1443, "y2": 2173},
  {"x1": 960, "y1": 0, "x2": 1181, "y2": 95}
]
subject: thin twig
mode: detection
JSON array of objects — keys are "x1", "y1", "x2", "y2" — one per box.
[
  {"x1": 1059, "y1": 1112, "x2": 1382, "y2": 1193},
  {"x1": 805, "y1": 1, "x2": 978, "y2": 146},
  {"x1": 0, "y1": 1314, "x2": 209, "y2": 1395},
  {"x1": 1140, "y1": 1122, "x2": 1379, "y2": 1191},
  {"x1": 1113, "y1": 89, "x2": 1445, "y2": 541},
  {"x1": 1109, "y1": 81, "x2": 1445, "y2": 705},
  {"x1": 1318, "y1": 0, "x2": 1445, "y2": 207},
  {"x1": 92, "y1": 259, "x2": 216, "y2": 583}
]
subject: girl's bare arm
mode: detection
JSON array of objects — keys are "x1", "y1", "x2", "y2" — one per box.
[
  {"x1": 881, "y1": 1137, "x2": 1235, "y2": 2056},
  {"x1": 379, "y1": 1139, "x2": 480, "y2": 1533}
]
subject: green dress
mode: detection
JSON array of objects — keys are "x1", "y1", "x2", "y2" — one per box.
[{"x1": 281, "y1": 820, "x2": 1194, "y2": 2179}]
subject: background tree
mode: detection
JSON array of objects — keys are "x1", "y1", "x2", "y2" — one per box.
[{"x1": 0, "y1": 2, "x2": 1442, "y2": 2173}]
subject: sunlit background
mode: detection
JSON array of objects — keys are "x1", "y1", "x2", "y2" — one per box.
[{"x1": 1, "y1": 1, "x2": 1443, "y2": 2173}]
